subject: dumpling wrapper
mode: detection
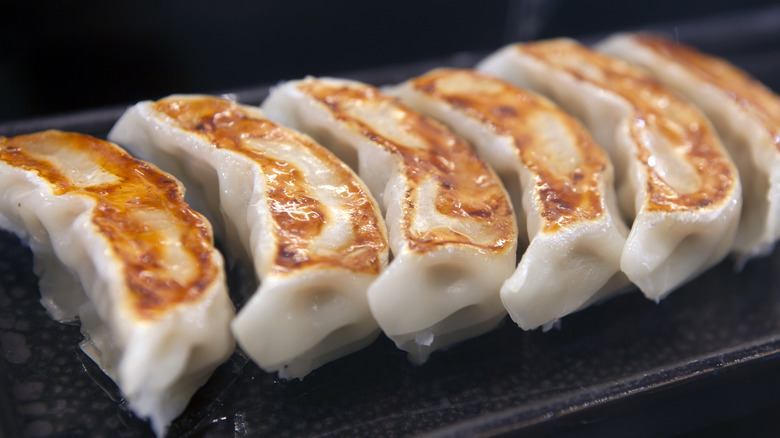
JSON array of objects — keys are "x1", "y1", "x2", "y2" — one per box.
[
  {"x1": 109, "y1": 95, "x2": 389, "y2": 379},
  {"x1": 599, "y1": 33, "x2": 780, "y2": 265},
  {"x1": 479, "y1": 39, "x2": 742, "y2": 301},
  {"x1": 389, "y1": 68, "x2": 629, "y2": 330},
  {"x1": 0, "y1": 131, "x2": 235, "y2": 437},
  {"x1": 262, "y1": 77, "x2": 517, "y2": 363}
]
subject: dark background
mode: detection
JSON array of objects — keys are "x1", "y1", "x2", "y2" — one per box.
[{"x1": 1, "y1": 0, "x2": 778, "y2": 123}]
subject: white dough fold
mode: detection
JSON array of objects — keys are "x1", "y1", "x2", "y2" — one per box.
[
  {"x1": 598, "y1": 33, "x2": 780, "y2": 265},
  {"x1": 262, "y1": 77, "x2": 517, "y2": 362},
  {"x1": 389, "y1": 68, "x2": 628, "y2": 330},
  {"x1": 479, "y1": 40, "x2": 742, "y2": 300},
  {"x1": 0, "y1": 131, "x2": 235, "y2": 437},
  {"x1": 109, "y1": 95, "x2": 389, "y2": 379}
]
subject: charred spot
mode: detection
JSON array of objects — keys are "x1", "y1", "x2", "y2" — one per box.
[
  {"x1": 166, "y1": 187, "x2": 181, "y2": 202},
  {"x1": 699, "y1": 199, "x2": 712, "y2": 208},
  {"x1": 130, "y1": 283, "x2": 164, "y2": 308},
  {"x1": 138, "y1": 251, "x2": 156, "y2": 265},
  {"x1": 491, "y1": 105, "x2": 518, "y2": 118},
  {"x1": 194, "y1": 120, "x2": 217, "y2": 134},
  {"x1": 512, "y1": 134, "x2": 532, "y2": 151},
  {"x1": 277, "y1": 245, "x2": 299, "y2": 264},
  {"x1": 469, "y1": 209, "x2": 492, "y2": 218},
  {"x1": 556, "y1": 201, "x2": 575, "y2": 212},
  {"x1": 446, "y1": 96, "x2": 471, "y2": 110},
  {"x1": 430, "y1": 152, "x2": 455, "y2": 174},
  {"x1": 420, "y1": 82, "x2": 437, "y2": 94},
  {"x1": 572, "y1": 170, "x2": 584, "y2": 181},
  {"x1": 323, "y1": 98, "x2": 341, "y2": 113},
  {"x1": 539, "y1": 185, "x2": 578, "y2": 221},
  {"x1": 365, "y1": 131, "x2": 384, "y2": 145},
  {"x1": 542, "y1": 210, "x2": 561, "y2": 223}
]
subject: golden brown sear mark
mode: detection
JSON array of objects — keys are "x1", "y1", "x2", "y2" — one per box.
[
  {"x1": 0, "y1": 130, "x2": 219, "y2": 319},
  {"x1": 516, "y1": 40, "x2": 737, "y2": 213},
  {"x1": 297, "y1": 80, "x2": 515, "y2": 254},
  {"x1": 408, "y1": 68, "x2": 609, "y2": 233},
  {"x1": 155, "y1": 96, "x2": 386, "y2": 274},
  {"x1": 632, "y1": 34, "x2": 780, "y2": 151}
]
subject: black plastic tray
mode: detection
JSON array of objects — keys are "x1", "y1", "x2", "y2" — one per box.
[{"x1": 2, "y1": 8, "x2": 780, "y2": 437}]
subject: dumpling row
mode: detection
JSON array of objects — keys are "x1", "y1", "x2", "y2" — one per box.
[
  {"x1": 260, "y1": 78, "x2": 518, "y2": 362},
  {"x1": 2, "y1": 32, "x2": 778, "y2": 436},
  {"x1": 478, "y1": 38, "x2": 742, "y2": 302},
  {"x1": 385, "y1": 68, "x2": 629, "y2": 330},
  {"x1": 598, "y1": 33, "x2": 780, "y2": 266},
  {"x1": 109, "y1": 96, "x2": 390, "y2": 379}
]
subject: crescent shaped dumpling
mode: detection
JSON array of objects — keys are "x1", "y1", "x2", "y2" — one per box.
[
  {"x1": 109, "y1": 95, "x2": 389, "y2": 379},
  {"x1": 479, "y1": 39, "x2": 742, "y2": 301},
  {"x1": 389, "y1": 68, "x2": 629, "y2": 330},
  {"x1": 599, "y1": 33, "x2": 780, "y2": 265},
  {"x1": 0, "y1": 131, "x2": 235, "y2": 437},
  {"x1": 262, "y1": 77, "x2": 517, "y2": 363}
]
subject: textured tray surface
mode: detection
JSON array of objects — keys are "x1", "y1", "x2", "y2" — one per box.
[{"x1": 2, "y1": 229, "x2": 780, "y2": 437}]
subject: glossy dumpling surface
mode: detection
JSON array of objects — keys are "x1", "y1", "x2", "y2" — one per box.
[
  {"x1": 389, "y1": 68, "x2": 628, "y2": 330},
  {"x1": 0, "y1": 130, "x2": 235, "y2": 436},
  {"x1": 599, "y1": 33, "x2": 780, "y2": 265},
  {"x1": 479, "y1": 39, "x2": 742, "y2": 300},
  {"x1": 262, "y1": 77, "x2": 517, "y2": 362},
  {"x1": 109, "y1": 95, "x2": 389, "y2": 379}
]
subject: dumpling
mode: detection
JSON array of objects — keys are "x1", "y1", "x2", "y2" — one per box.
[
  {"x1": 0, "y1": 130, "x2": 235, "y2": 437},
  {"x1": 108, "y1": 95, "x2": 389, "y2": 379},
  {"x1": 388, "y1": 68, "x2": 629, "y2": 330},
  {"x1": 262, "y1": 77, "x2": 517, "y2": 363},
  {"x1": 479, "y1": 39, "x2": 742, "y2": 301},
  {"x1": 598, "y1": 33, "x2": 780, "y2": 265}
]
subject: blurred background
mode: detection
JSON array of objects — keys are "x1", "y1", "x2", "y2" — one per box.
[{"x1": 1, "y1": 0, "x2": 779, "y2": 122}]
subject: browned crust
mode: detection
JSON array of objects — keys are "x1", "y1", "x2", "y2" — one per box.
[
  {"x1": 632, "y1": 34, "x2": 780, "y2": 152},
  {"x1": 408, "y1": 68, "x2": 610, "y2": 233},
  {"x1": 0, "y1": 130, "x2": 220, "y2": 319},
  {"x1": 155, "y1": 96, "x2": 387, "y2": 275},
  {"x1": 516, "y1": 40, "x2": 737, "y2": 213},
  {"x1": 296, "y1": 80, "x2": 516, "y2": 254}
]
